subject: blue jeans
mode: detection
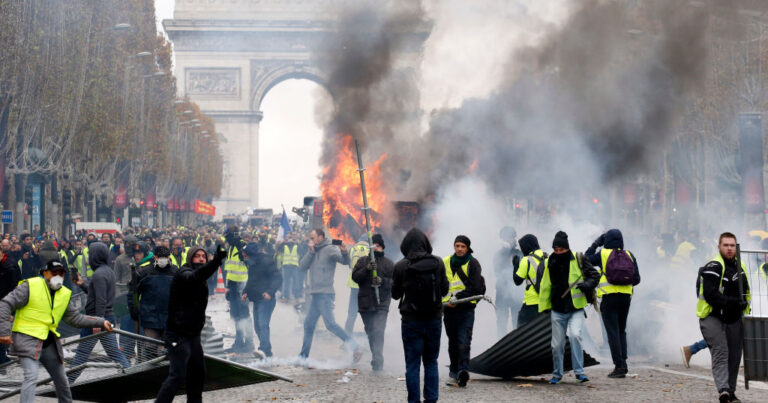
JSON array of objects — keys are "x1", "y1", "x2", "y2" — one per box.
[
  {"x1": 443, "y1": 308, "x2": 475, "y2": 377},
  {"x1": 300, "y1": 294, "x2": 357, "y2": 358},
  {"x1": 345, "y1": 287, "x2": 359, "y2": 334},
  {"x1": 690, "y1": 339, "x2": 708, "y2": 355},
  {"x1": 550, "y1": 310, "x2": 585, "y2": 379},
  {"x1": 402, "y1": 319, "x2": 441, "y2": 403},
  {"x1": 282, "y1": 265, "x2": 302, "y2": 300},
  {"x1": 68, "y1": 315, "x2": 130, "y2": 383},
  {"x1": 252, "y1": 297, "x2": 277, "y2": 356},
  {"x1": 119, "y1": 314, "x2": 141, "y2": 356}
]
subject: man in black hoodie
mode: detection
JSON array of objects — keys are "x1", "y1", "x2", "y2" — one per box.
[
  {"x1": 156, "y1": 244, "x2": 227, "y2": 403},
  {"x1": 392, "y1": 229, "x2": 449, "y2": 403},
  {"x1": 442, "y1": 235, "x2": 485, "y2": 388},
  {"x1": 697, "y1": 232, "x2": 750, "y2": 403},
  {"x1": 351, "y1": 234, "x2": 394, "y2": 372},
  {"x1": 585, "y1": 228, "x2": 640, "y2": 378},
  {"x1": 69, "y1": 242, "x2": 130, "y2": 383}
]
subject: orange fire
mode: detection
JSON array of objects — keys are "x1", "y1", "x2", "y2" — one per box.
[{"x1": 321, "y1": 134, "x2": 388, "y2": 244}]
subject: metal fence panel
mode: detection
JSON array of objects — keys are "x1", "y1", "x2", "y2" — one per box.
[{"x1": 738, "y1": 249, "x2": 768, "y2": 388}]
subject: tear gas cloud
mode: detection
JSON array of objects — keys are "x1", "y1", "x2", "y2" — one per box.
[{"x1": 313, "y1": 0, "x2": 765, "y2": 368}]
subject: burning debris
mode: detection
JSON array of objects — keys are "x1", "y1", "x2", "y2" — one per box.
[{"x1": 321, "y1": 134, "x2": 388, "y2": 243}]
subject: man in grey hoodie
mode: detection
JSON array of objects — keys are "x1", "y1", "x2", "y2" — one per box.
[
  {"x1": 68, "y1": 242, "x2": 130, "y2": 383},
  {"x1": 0, "y1": 260, "x2": 112, "y2": 403},
  {"x1": 298, "y1": 229, "x2": 361, "y2": 361}
]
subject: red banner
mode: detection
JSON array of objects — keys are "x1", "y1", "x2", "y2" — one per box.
[{"x1": 195, "y1": 199, "x2": 215, "y2": 216}]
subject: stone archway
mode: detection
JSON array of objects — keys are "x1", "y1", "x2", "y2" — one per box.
[{"x1": 164, "y1": 1, "x2": 422, "y2": 216}]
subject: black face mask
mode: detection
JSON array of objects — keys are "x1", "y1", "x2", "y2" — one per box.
[{"x1": 374, "y1": 251, "x2": 384, "y2": 258}]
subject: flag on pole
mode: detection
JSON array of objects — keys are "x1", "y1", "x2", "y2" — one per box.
[{"x1": 277, "y1": 208, "x2": 292, "y2": 242}]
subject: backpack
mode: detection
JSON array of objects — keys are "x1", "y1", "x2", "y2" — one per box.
[
  {"x1": 528, "y1": 253, "x2": 548, "y2": 293},
  {"x1": 604, "y1": 249, "x2": 635, "y2": 285},
  {"x1": 403, "y1": 258, "x2": 443, "y2": 316}
]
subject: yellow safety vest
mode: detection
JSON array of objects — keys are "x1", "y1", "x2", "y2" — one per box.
[
  {"x1": 441, "y1": 256, "x2": 475, "y2": 304},
  {"x1": 170, "y1": 247, "x2": 189, "y2": 268},
  {"x1": 596, "y1": 248, "x2": 634, "y2": 297},
  {"x1": 12, "y1": 277, "x2": 72, "y2": 339},
  {"x1": 83, "y1": 247, "x2": 93, "y2": 277},
  {"x1": 696, "y1": 254, "x2": 751, "y2": 319},
  {"x1": 225, "y1": 245, "x2": 248, "y2": 282},
  {"x1": 282, "y1": 245, "x2": 299, "y2": 267},
  {"x1": 515, "y1": 250, "x2": 545, "y2": 306},
  {"x1": 347, "y1": 242, "x2": 370, "y2": 289},
  {"x1": 538, "y1": 253, "x2": 588, "y2": 312}
]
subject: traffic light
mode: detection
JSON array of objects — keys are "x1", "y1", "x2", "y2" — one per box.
[
  {"x1": 62, "y1": 189, "x2": 72, "y2": 214},
  {"x1": 24, "y1": 186, "x2": 32, "y2": 205}
]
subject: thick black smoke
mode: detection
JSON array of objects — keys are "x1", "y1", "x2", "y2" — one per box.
[
  {"x1": 318, "y1": 0, "x2": 715, "y2": 206},
  {"x1": 317, "y1": 0, "x2": 427, "y2": 176}
]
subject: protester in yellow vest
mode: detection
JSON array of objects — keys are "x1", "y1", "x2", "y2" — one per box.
[
  {"x1": 170, "y1": 237, "x2": 189, "y2": 268},
  {"x1": 442, "y1": 235, "x2": 485, "y2": 388},
  {"x1": 0, "y1": 261, "x2": 113, "y2": 402},
  {"x1": 512, "y1": 234, "x2": 546, "y2": 328},
  {"x1": 345, "y1": 235, "x2": 370, "y2": 334},
  {"x1": 696, "y1": 232, "x2": 751, "y2": 403},
  {"x1": 224, "y1": 226, "x2": 253, "y2": 353},
  {"x1": 538, "y1": 231, "x2": 599, "y2": 384},
  {"x1": 279, "y1": 233, "x2": 302, "y2": 302},
  {"x1": 585, "y1": 228, "x2": 640, "y2": 379}
]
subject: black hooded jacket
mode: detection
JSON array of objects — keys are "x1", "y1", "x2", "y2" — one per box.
[
  {"x1": 243, "y1": 247, "x2": 283, "y2": 301},
  {"x1": 352, "y1": 252, "x2": 394, "y2": 312},
  {"x1": 391, "y1": 229, "x2": 449, "y2": 321},
  {"x1": 513, "y1": 234, "x2": 542, "y2": 286},
  {"x1": 166, "y1": 246, "x2": 226, "y2": 336},
  {"x1": 0, "y1": 254, "x2": 21, "y2": 301}
]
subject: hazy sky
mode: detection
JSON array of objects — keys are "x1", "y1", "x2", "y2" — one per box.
[{"x1": 154, "y1": 0, "x2": 323, "y2": 212}]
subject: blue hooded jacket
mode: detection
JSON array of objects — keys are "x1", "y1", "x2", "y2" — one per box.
[{"x1": 585, "y1": 229, "x2": 640, "y2": 286}]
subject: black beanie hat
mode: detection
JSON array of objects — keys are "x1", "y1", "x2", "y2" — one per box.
[
  {"x1": 552, "y1": 231, "x2": 569, "y2": 249},
  {"x1": 372, "y1": 233, "x2": 385, "y2": 249},
  {"x1": 454, "y1": 235, "x2": 474, "y2": 254},
  {"x1": 154, "y1": 246, "x2": 171, "y2": 257}
]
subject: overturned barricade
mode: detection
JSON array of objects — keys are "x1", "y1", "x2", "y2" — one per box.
[
  {"x1": 0, "y1": 328, "x2": 290, "y2": 402},
  {"x1": 468, "y1": 313, "x2": 599, "y2": 379},
  {"x1": 737, "y1": 248, "x2": 768, "y2": 390}
]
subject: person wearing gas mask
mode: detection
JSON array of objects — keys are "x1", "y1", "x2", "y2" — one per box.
[
  {"x1": 0, "y1": 260, "x2": 115, "y2": 403},
  {"x1": 135, "y1": 246, "x2": 176, "y2": 360}
]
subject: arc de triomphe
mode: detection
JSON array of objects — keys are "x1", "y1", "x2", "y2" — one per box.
[
  {"x1": 165, "y1": 0, "x2": 426, "y2": 217},
  {"x1": 164, "y1": 0, "x2": 343, "y2": 217}
]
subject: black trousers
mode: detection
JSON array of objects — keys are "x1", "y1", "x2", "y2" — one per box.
[
  {"x1": 156, "y1": 332, "x2": 205, "y2": 403},
  {"x1": 443, "y1": 308, "x2": 475, "y2": 377},
  {"x1": 517, "y1": 304, "x2": 540, "y2": 329},
  {"x1": 360, "y1": 310, "x2": 388, "y2": 371},
  {"x1": 600, "y1": 293, "x2": 632, "y2": 370}
]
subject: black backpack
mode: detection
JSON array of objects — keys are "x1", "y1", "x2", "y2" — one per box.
[{"x1": 403, "y1": 258, "x2": 443, "y2": 316}]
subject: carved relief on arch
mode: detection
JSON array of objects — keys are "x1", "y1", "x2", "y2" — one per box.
[{"x1": 250, "y1": 60, "x2": 329, "y2": 110}]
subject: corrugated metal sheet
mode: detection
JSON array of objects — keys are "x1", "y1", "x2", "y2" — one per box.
[
  {"x1": 744, "y1": 317, "x2": 768, "y2": 389},
  {"x1": 469, "y1": 312, "x2": 599, "y2": 378},
  {"x1": 38, "y1": 354, "x2": 288, "y2": 402}
]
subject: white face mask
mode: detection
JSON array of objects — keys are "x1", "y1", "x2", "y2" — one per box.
[
  {"x1": 156, "y1": 257, "x2": 170, "y2": 268},
  {"x1": 48, "y1": 275, "x2": 64, "y2": 290}
]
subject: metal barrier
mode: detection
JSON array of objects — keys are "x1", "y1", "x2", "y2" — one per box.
[
  {"x1": 739, "y1": 249, "x2": 768, "y2": 389},
  {"x1": 0, "y1": 327, "x2": 290, "y2": 401}
]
